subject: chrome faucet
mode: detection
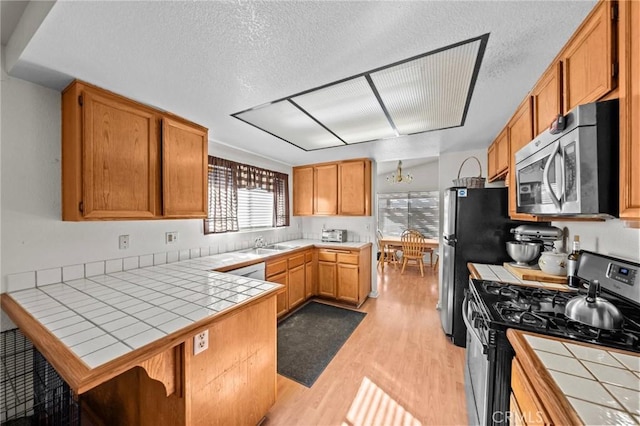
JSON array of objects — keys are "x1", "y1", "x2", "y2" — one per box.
[{"x1": 254, "y1": 236, "x2": 265, "y2": 248}]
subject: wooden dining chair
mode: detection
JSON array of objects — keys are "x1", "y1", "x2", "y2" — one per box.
[
  {"x1": 401, "y1": 229, "x2": 426, "y2": 277},
  {"x1": 376, "y1": 230, "x2": 398, "y2": 269}
]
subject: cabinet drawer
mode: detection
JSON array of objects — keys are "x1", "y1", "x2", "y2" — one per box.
[
  {"x1": 305, "y1": 251, "x2": 313, "y2": 263},
  {"x1": 318, "y1": 252, "x2": 337, "y2": 262},
  {"x1": 337, "y1": 253, "x2": 358, "y2": 265},
  {"x1": 288, "y1": 254, "x2": 305, "y2": 269},
  {"x1": 266, "y1": 258, "x2": 287, "y2": 277}
]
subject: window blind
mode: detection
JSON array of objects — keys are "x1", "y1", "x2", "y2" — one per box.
[
  {"x1": 204, "y1": 156, "x2": 289, "y2": 234},
  {"x1": 377, "y1": 191, "x2": 439, "y2": 238}
]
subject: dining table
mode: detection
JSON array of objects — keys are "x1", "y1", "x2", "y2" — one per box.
[{"x1": 378, "y1": 235, "x2": 439, "y2": 271}]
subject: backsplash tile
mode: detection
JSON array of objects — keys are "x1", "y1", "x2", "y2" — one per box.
[
  {"x1": 167, "y1": 251, "x2": 179, "y2": 263},
  {"x1": 179, "y1": 250, "x2": 191, "y2": 261},
  {"x1": 139, "y1": 254, "x2": 154, "y2": 268},
  {"x1": 62, "y1": 264, "x2": 84, "y2": 282},
  {"x1": 153, "y1": 253, "x2": 167, "y2": 266},
  {"x1": 105, "y1": 259, "x2": 123, "y2": 274},
  {"x1": 190, "y1": 248, "x2": 201, "y2": 259},
  {"x1": 36, "y1": 268, "x2": 62, "y2": 286},
  {"x1": 123, "y1": 257, "x2": 139, "y2": 271},
  {"x1": 85, "y1": 261, "x2": 105, "y2": 277}
]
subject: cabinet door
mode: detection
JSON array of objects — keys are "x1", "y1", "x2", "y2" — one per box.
[
  {"x1": 269, "y1": 271, "x2": 288, "y2": 317},
  {"x1": 532, "y1": 62, "x2": 563, "y2": 137},
  {"x1": 162, "y1": 117, "x2": 208, "y2": 218},
  {"x1": 317, "y1": 261, "x2": 337, "y2": 298},
  {"x1": 305, "y1": 261, "x2": 314, "y2": 299},
  {"x1": 511, "y1": 358, "x2": 551, "y2": 425},
  {"x1": 287, "y1": 264, "x2": 305, "y2": 311},
  {"x1": 487, "y1": 142, "x2": 497, "y2": 181},
  {"x1": 338, "y1": 160, "x2": 371, "y2": 216},
  {"x1": 81, "y1": 89, "x2": 160, "y2": 219},
  {"x1": 562, "y1": 1, "x2": 615, "y2": 113},
  {"x1": 293, "y1": 166, "x2": 314, "y2": 216},
  {"x1": 508, "y1": 98, "x2": 543, "y2": 222},
  {"x1": 314, "y1": 164, "x2": 338, "y2": 215},
  {"x1": 495, "y1": 128, "x2": 509, "y2": 175},
  {"x1": 337, "y1": 263, "x2": 359, "y2": 304},
  {"x1": 620, "y1": 0, "x2": 640, "y2": 221}
]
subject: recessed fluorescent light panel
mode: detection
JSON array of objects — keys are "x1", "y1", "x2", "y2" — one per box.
[{"x1": 232, "y1": 34, "x2": 489, "y2": 151}]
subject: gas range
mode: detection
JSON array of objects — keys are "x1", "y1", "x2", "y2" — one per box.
[
  {"x1": 470, "y1": 280, "x2": 640, "y2": 353},
  {"x1": 463, "y1": 251, "x2": 640, "y2": 426}
]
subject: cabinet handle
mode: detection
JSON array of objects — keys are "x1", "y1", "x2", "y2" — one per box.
[{"x1": 323, "y1": 249, "x2": 351, "y2": 254}]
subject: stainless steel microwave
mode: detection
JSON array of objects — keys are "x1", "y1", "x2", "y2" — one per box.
[{"x1": 514, "y1": 99, "x2": 618, "y2": 218}]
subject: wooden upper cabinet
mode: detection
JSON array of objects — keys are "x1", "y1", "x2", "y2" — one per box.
[
  {"x1": 293, "y1": 166, "x2": 314, "y2": 216},
  {"x1": 64, "y1": 83, "x2": 161, "y2": 220},
  {"x1": 293, "y1": 159, "x2": 372, "y2": 216},
  {"x1": 495, "y1": 128, "x2": 509, "y2": 175},
  {"x1": 162, "y1": 117, "x2": 208, "y2": 218},
  {"x1": 62, "y1": 80, "x2": 208, "y2": 221},
  {"x1": 508, "y1": 98, "x2": 544, "y2": 222},
  {"x1": 488, "y1": 128, "x2": 508, "y2": 182},
  {"x1": 314, "y1": 164, "x2": 338, "y2": 215},
  {"x1": 619, "y1": 0, "x2": 640, "y2": 221},
  {"x1": 487, "y1": 142, "x2": 497, "y2": 181},
  {"x1": 532, "y1": 61, "x2": 563, "y2": 137},
  {"x1": 562, "y1": 0, "x2": 615, "y2": 113},
  {"x1": 338, "y1": 159, "x2": 371, "y2": 216}
]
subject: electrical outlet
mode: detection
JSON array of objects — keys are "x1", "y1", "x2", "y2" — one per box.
[
  {"x1": 166, "y1": 231, "x2": 179, "y2": 244},
  {"x1": 193, "y1": 330, "x2": 209, "y2": 355},
  {"x1": 119, "y1": 235, "x2": 129, "y2": 250}
]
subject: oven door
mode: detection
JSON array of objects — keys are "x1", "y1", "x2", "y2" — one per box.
[
  {"x1": 463, "y1": 294, "x2": 491, "y2": 426},
  {"x1": 516, "y1": 128, "x2": 580, "y2": 215}
]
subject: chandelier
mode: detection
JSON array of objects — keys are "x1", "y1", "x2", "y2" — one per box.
[{"x1": 386, "y1": 161, "x2": 413, "y2": 184}]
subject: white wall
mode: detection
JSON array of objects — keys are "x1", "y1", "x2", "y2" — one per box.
[
  {"x1": 0, "y1": 72, "x2": 299, "y2": 294},
  {"x1": 553, "y1": 220, "x2": 640, "y2": 263}
]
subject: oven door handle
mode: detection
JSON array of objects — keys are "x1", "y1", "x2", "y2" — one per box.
[
  {"x1": 543, "y1": 140, "x2": 562, "y2": 211},
  {"x1": 462, "y1": 295, "x2": 488, "y2": 355}
]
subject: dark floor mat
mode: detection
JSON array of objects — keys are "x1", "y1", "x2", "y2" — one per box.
[{"x1": 277, "y1": 301, "x2": 366, "y2": 387}]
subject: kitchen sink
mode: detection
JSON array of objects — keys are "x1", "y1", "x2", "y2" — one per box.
[
  {"x1": 240, "y1": 248, "x2": 280, "y2": 255},
  {"x1": 264, "y1": 244, "x2": 297, "y2": 250}
]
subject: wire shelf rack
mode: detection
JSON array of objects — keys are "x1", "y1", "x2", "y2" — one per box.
[{"x1": 1, "y1": 328, "x2": 80, "y2": 425}]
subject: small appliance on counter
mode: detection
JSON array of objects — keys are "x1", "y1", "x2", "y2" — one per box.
[
  {"x1": 464, "y1": 251, "x2": 640, "y2": 425},
  {"x1": 321, "y1": 229, "x2": 347, "y2": 243},
  {"x1": 506, "y1": 225, "x2": 563, "y2": 269}
]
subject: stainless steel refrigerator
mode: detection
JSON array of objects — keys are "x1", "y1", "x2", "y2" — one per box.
[{"x1": 439, "y1": 187, "x2": 533, "y2": 347}]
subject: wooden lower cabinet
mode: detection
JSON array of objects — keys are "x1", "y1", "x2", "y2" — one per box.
[
  {"x1": 81, "y1": 295, "x2": 277, "y2": 425},
  {"x1": 267, "y1": 249, "x2": 316, "y2": 318},
  {"x1": 510, "y1": 358, "x2": 552, "y2": 426},
  {"x1": 305, "y1": 252, "x2": 315, "y2": 298},
  {"x1": 316, "y1": 246, "x2": 371, "y2": 307},
  {"x1": 337, "y1": 263, "x2": 359, "y2": 304},
  {"x1": 287, "y1": 253, "x2": 306, "y2": 311},
  {"x1": 317, "y1": 261, "x2": 337, "y2": 298}
]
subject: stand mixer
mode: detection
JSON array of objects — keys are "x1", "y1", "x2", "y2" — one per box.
[{"x1": 507, "y1": 225, "x2": 564, "y2": 269}]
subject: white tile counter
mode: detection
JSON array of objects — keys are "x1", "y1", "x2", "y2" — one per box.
[
  {"x1": 509, "y1": 330, "x2": 640, "y2": 425},
  {"x1": 470, "y1": 263, "x2": 571, "y2": 291},
  {"x1": 1, "y1": 238, "x2": 372, "y2": 391},
  {"x1": 6, "y1": 260, "x2": 280, "y2": 369}
]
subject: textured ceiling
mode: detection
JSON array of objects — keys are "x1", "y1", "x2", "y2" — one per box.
[{"x1": 5, "y1": 0, "x2": 597, "y2": 166}]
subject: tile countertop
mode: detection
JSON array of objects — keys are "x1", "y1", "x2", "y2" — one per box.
[
  {"x1": 508, "y1": 330, "x2": 640, "y2": 425},
  {"x1": 469, "y1": 263, "x2": 570, "y2": 291},
  {"x1": 1, "y1": 239, "x2": 371, "y2": 392}
]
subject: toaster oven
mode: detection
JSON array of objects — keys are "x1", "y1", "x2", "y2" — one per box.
[{"x1": 321, "y1": 229, "x2": 347, "y2": 243}]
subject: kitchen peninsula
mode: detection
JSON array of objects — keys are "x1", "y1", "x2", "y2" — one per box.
[
  {"x1": 1, "y1": 255, "x2": 284, "y2": 425},
  {"x1": 0, "y1": 239, "x2": 372, "y2": 425}
]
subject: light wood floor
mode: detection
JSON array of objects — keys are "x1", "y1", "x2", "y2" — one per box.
[{"x1": 265, "y1": 264, "x2": 467, "y2": 426}]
